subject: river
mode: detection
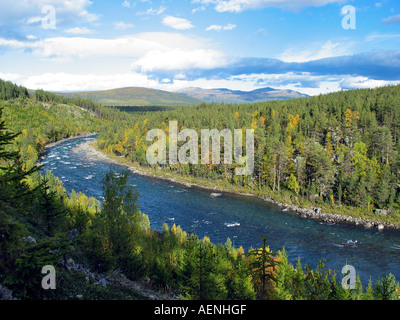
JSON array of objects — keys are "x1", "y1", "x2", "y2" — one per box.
[{"x1": 41, "y1": 136, "x2": 400, "y2": 285}]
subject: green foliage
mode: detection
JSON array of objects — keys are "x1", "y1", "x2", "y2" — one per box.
[
  {"x1": 0, "y1": 106, "x2": 40, "y2": 282},
  {"x1": 0, "y1": 82, "x2": 111, "y2": 299},
  {"x1": 36, "y1": 175, "x2": 68, "y2": 236},
  {"x1": 98, "y1": 85, "x2": 400, "y2": 223},
  {"x1": 2, "y1": 79, "x2": 400, "y2": 301},
  {"x1": 247, "y1": 236, "x2": 277, "y2": 299},
  {"x1": 0, "y1": 79, "x2": 29, "y2": 100},
  {"x1": 374, "y1": 274, "x2": 400, "y2": 300},
  {"x1": 83, "y1": 170, "x2": 147, "y2": 279},
  {"x1": 3, "y1": 237, "x2": 69, "y2": 299}
]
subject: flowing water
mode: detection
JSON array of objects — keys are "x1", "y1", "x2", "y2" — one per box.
[{"x1": 42, "y1": 136, "x2": 400, "y2": 285}]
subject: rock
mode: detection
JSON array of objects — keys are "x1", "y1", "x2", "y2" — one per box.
[
  {"x1": 365, "y1": 222, "x2": 374, "y2": 229},
  {"x1": 374, "y1": 209, "x2": 389, "y2": 216},
  {"x1": 313, "y1": 207, "x2": 322, "y2": 215},
  {"x1": 22, "y1": 235, "x2": 37, "y2": 244},
  {"x1": 76, "y1": 294, "x2": 83, "y2": 300},
  {"x1": 377, "y1": 224, "x2": 385, "y2": 231},
  {"x1": 99, "y1": 278, "x2": 107, "y2": 287},
  {"x1": 210, "y1": 193, "x2": 222, "y2": 198},
  {"x1": 0, "y1": 285, "x2": 16, "y2": 300}
]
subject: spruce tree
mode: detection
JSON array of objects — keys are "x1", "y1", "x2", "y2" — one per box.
[
  {"x1": 247, "y1": 236, "x2": 277, "y2": 299},
  {"x1": 0, "y1": 107, "x2": 40, "y2": 280}
]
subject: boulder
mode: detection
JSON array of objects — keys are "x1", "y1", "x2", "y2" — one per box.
[
  {"x1": 210, "y1": 193, "x2": 222, "y2": 198},
  {"x1": 364, "y1": 222, "x2": 374, "y2": 229},
  {"x1": 22, "y1": 235, "x2": 37, "y2": 244},
  {"x1": 99, "y1": 278, "x2": 107, "y2": 287},
  {"x1": 313, "y1": 207, "x2": 322, "y2": 215},
  {"x1": 374, "y1": 209, "x2": 389, "y2": 216},
  {"x1": 0, "y1": 285, "x2": 16, "y2": 300}
]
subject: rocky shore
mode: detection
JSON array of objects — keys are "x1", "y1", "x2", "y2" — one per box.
[
  {"x1": 262, "y1": 198, "x2": 400, "y2": 232},
  {"x1": 44, "y1": 132, "x2": 98, "y2": 150},
  {"x1": 73, "y1": 138, "x2": 400, "y2": 232}
]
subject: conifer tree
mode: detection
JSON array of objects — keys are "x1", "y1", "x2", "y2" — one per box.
[
  {"x1": 37, "y1": 175, "x2": 67, "y2": 236},
  {"x1": 0, "y1": 107, "x2": 40, "y2": 280},
  {"x1": 247, "y1": 236, "x2": 277, "y2": 299}
]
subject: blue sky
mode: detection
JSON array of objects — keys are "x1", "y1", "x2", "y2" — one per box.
[{"x1": 0, "y1": 0, "x2": 399, "y2": 95}]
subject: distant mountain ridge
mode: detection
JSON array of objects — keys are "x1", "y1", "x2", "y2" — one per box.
[
  {"x1": 60, "y1": 87, "x2": 202, "y2": 107},
  {"x1": 175, "y1": 87, "x2": 309, "y2": 104},
  {"x1": 58, "y1": 86, "x2": 308, "y2": 108}
]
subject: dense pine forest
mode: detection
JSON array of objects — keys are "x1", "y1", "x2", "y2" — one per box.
[
  {"x1": 1, "y1": 78, "x2": 400, "y2": 301},
  {"x1": 98, "y1": 85, "x2": 400, "y2": 225}
]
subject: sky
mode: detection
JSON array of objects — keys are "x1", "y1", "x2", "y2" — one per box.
[{"x1": 0, "y1": 0, "x2": 400, "y2": 95}]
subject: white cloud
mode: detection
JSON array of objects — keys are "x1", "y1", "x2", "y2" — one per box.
[
  {"x1": 0, "y1": 38, "x2": 31, "y2": 50},
  {"x1": 206, "y1": 25, "x2": 223, "y2": 31},
  {"x1": 206, "y1": 23, "x2": 236, "y2": 31},
  {"x1": 192, "y1": 6, "x2": 206, "y2": 13},
  {"x1": 0, "y1": 0, "x2": 98, "y2": 27},
  {"x1": 65, "y1": 27, "x2": 94, "y2": 35},
  {"x1": 122, "y1": 1, "x2": 132, "y2": 8},
  {"x1": 0, "y1": 32, "x2": 226, "y2": 75},
  {"x1": 381, "y1": 14, "x2": 400, "y2": 24},
  {"x1": 131, "y1": 48, "x2": 227, "y2": 72},
  {"x1": 0, "y1": 36, "x2": 157, "y2": 59},
  {"x1": 365, "y1": 33, "x2": 400, "y2": 42},
  {"x1": 0, "y1": 72, "x2": 158, "y2": 92},
  {"x1": 0, "y1": 33, "x2": 201, "y2": 59},
  {"x1": 26, "y1": 17, "x2": 43, "y2": 25},
  {"x1": 279, "y1": 40, "x2": 351, "y2": 63},
  {"x1": 192, "y1": 0, "x2": 344, "y2": 12},
  {"x1": 137, "y1": 6, "x2": 167, "y2": 15},
  {"x1": 340, "y1": 76, "x2": 400, "y2": 90},
  {"x1": 115, "y1": 22, "x2": 134, "y2": 30},
  {"x1": 223, "y1": 23, "x2": 236, "y2": 30},
  {"x1": 162, "y1": 16, "x2": 194, "y2": 30}
]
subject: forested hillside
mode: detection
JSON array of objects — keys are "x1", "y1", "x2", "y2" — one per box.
[
  {"x1": 1, "y1": 79, "x2": 400, "y2": 301},
  {"x1": 60, "y1": 87, "x2": 202, "y2": 107},
  {"x1": 176, "y1": 86, "x2": 308, "y2": 103},
  {"x1": 98, "y1": 85, "x2": 400, "y2": 224}
]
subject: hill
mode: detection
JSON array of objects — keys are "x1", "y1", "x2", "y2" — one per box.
[
  {"x1": 58, "y1": 86, "x2": 308, "y2": 108},
  {"x1": 175, "y1": 87, "x2": 308, "y2": 103},
  {"x1": 60, "y1": 87, "x2": 202, "y2": 107}
]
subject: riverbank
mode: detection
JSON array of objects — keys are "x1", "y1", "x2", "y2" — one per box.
[
  {"x1": 74, "y1": 138, "x2": 400, "y2": 232},
  {"x1": 43, "y1": 132, "x2": 98, "y2": 150}
]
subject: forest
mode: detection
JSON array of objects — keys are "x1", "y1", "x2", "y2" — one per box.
[
  {"x1": 97, "y1": 85, "x2": 400, "y2": 225},
  {"x1": 0, "y1": 78, "x2": 400, "y2": 301}
]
